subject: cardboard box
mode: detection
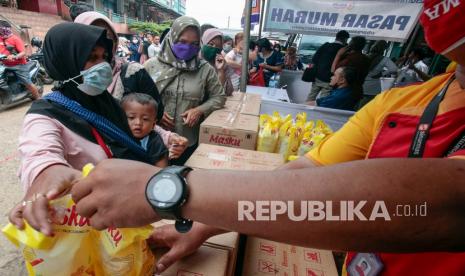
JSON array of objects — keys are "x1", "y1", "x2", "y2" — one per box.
[
  {"x1": 205, "y1": 232, "x2": 240, "y2": 276},
  {"x1": 186, "y1": 144, "x2": 284, "y2": 171},
  {"x1": 200, "y1": 110, "x2": 259, "y2": 150},
  {"x1": 152, "y1": 221, "x2": 240, "y2": 276},
  {"x1": 152, "y1": 146, "x2": 284, "y2": 276},
  {"x1": 154, "y1": 245, "x2": 230, "y2": 276},
  {"x1": 228, "y1": 91, "x2": 262, "y2": 102},
  {"x1": 243, "y1": 237, "x2": 339, "y2": 276},
  {"x1": 225, "y1": 92, "x2": 262, "y2": 116}
]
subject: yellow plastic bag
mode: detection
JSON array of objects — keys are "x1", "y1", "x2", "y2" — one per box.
[
  {"x1": 278, "y1": 124, "x2": 303, "y2": 161},
  {"x1": 295, "y1": 112, "x2": 307, "y2": 125},
  {"x1": 2, "y1": 164, "x2": 155, "y2": 276},
  {"x1": 298, "y1": 131, "x2": 313, "y2": 156},
  {"x1": 257, "y1": 119, "x2": 280, "y2": 153},
  {"x1": 259, "y1": 114, "x2": 271, "y2": 129},
  {"x1": 282, "y1": 114, "x2": 292, "y2": 124},
  {"x1": 275, "y1": 120, "x2": 292, "y2": 153},
  {"x1": 304, "y1": 120, "x2": 315, "y2": 133},
  {"x1": 314, "y1": 120, "x2": 333, "y2": 135},
  {"x1": 298, "y1": 132, "x2": 326, "y2": 156},
  {"x1": 288, "y1": 155, "x2": 300, "y2": 162}
]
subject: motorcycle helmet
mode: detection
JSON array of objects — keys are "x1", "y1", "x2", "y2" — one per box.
[
  {"x1": 0, "y1": 20, "x2": 11, "y2": 28},
  {"x1": 31, "y1": 37, "x2": 43, "y2": 49}
]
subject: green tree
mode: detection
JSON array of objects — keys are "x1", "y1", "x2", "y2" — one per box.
[{"x1": 128, "y1": 21, "x2": 171, "y2": 35}]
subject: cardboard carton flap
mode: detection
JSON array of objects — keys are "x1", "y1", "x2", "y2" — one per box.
[
  {"x1": 201, "y1": 110, "x2": 259, "y2": 132},
  {"x1": 205, "y1": 232, "x2": 240, "y2": 250},
  {"x1": 225, "y1": 92, "x2": 262, "y2": 116},
  {"x1": 154, "y1": 245, "x2": 229, "y2": 276},
  {"x1": 228, "y1": 92, "x2": 262, "y2": 102},
  {"x1": 186, "y1": 144, "x2": 284, "y2": 171}
]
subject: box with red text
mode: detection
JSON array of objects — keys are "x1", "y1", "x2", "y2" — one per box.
[
  {"x1": 200, "y1": 110, "x2": 258, "y2": 150},
  {"x1": 243, "y1": 237, "x2": 339, "y2": 276}
]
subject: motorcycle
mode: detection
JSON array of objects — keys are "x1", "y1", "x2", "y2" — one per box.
[
  {"x1": 0, "y1": 53, "x2": 44, "y2": 110},
  {"x1": 29, "y1": 37, "x2": 53, "y2": 85}
]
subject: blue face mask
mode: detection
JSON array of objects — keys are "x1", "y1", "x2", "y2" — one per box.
[{"x1": 65, "y1": 62, "x2": 113, "y2": 96}]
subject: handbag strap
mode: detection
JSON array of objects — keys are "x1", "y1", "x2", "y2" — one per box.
[{"x1": 91, "y1": 127, "x2": 113, "y2": 158}]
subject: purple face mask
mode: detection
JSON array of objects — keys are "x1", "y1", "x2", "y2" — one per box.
[{"x1": 171, "y1": 43, "x2": 200, "y2": 61}]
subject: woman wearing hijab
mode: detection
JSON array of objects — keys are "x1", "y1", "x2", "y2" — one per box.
[
  {"x1": 201, "y1": 28, "x2": 234, "y2": 96},
  {"x1": 362, "y1": 40, "x2": 398, "y2": 99},
  {"x1": 8, "y1": 23, "x2": 159, "y2": 235},
  {"x1": 144, "y1": 16, "x2": 226, "y2": 164},
  {"x1": 283, "y1": 46, "x2": 303, "y2": 71},
  {"x1": 74, "y1": 11, "x2": 187, "y2": 159},
  {"x1": 75, "y1": 12, "x2": 161, "y2": 108},
  {"x1": 117, "y1": 37, "x2": 130, "y2": 60}
]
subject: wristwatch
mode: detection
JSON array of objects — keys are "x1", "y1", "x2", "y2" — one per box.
[{"x1": 145, "y1": 166, "x2": 193, "y2": 233}]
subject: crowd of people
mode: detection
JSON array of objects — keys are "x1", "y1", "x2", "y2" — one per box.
[
  {"x1": 306, "y1": 31, "x2": 435, "y2": 111},
  {"x1": 5, "y1": 0, "x2": 465, "y2": 275},
  {"x1": 122, "y1": 27, "x2": 297, "y2": 92}
]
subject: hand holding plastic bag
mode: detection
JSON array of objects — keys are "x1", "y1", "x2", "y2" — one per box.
[{"x1": 2, "y1": 164, "x2": 155, "y2": 276}]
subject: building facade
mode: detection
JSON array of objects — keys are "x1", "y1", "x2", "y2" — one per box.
[{"x1": 16, "y1": 0, "x2": 186, "y2": 24}]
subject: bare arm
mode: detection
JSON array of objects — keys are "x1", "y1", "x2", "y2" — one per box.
[
  {"x1": 226, "y1": 60, "x2": 242, "y2": 70},
  {"x1": 225, "y1": 52, "x2": 242, "y2": 70},
  {"x1": 73, "y1": 157, "x2": 465, "y2": 252},
  {"x1": 183, "y1": 158, "x2": 465, "y2": 252},
  {"x1": 262, "y1": 63, "x2": 283, "y2": 73},
  {"x1": 154, "y1": 155, "x2": 169, "y2": 168},
  {"x1": 277, "y1": 156, "x2": 317, "y2": 170},
  {"x1": 15, "y1": 51, "x2": 26, "y2": 59},
  {"x1": 331, "y1": 47, "x2": 347, "y2": 73}
]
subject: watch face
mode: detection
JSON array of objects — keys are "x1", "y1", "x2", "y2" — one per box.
[
  {"x1": 148, "y1": 172, "x2": 183, "y2": 209},
  {"x1": 153, "y1": 178, "x2": 177, "y2": 202}
]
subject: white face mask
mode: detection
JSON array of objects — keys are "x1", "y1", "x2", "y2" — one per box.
[{"x1": 64, "y1": 62, "x2": 113, "y2": 96}]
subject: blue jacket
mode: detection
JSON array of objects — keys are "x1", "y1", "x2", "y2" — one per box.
[
  {"x1": 316, "y1": 87, "x2": 356, "y2": 111},
  {"x1": 129, "y1": 43, "x2": 141, "y2": 63}
]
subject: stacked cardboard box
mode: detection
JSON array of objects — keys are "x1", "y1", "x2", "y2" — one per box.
[
  {"x1": 204, "y1": 232, "x2": 240, "y2": 276},
  {"x1": 243, "y1": 237, "x2": 339, "y2": 276},
  {"x1": 199, "y1": 110, "x2": 259, "y2": 151},
  {"x1": 224, "y1": 92, "x2": 262, "y2": 116},
  {"x1": 153, "y1": 145, "x2": 284, "y2": 275},
  {"x1": 200, "y1": 92, "x2": 262, "y2": 150},
  {"x1": 152, "y1": 220, "x2": 239, "y2": 276},
  {"x1": 154, "y1": 244, "x2": 230, "y2": 276},
  {"x1": 185, "y1": 143, "x2": 284, "y2": 171}
]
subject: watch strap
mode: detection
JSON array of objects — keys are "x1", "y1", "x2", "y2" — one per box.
[
  {"x1": 164, "y1": 165, "x2": 192, "y2": 176},
  {"x1": 147, "y1": 166, "x2": 193, "y2": 232}
]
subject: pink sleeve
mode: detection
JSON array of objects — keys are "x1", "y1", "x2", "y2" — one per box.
[
  {"x1": 154, "y1": 125, "x2": 172, "y2": 146},
  {"x1": 18, "y1": 114, "x2": 70, "y2": 191}
]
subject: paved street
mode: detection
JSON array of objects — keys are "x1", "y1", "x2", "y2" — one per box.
[
  {"x1": 0, "y1": 86, "x2": 53, "y2": 275},
  {"x1": 0, "y1": 100, "x2": 30, "y2": 275}
]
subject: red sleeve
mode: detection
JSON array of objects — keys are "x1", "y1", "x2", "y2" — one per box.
[{"x1": 12, "y1": 36, "x2": 25, "y2": 53}]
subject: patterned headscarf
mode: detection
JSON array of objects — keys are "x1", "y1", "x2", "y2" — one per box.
[
  {"x1": 0, "y1": 26, "x2": 12, "y2": 38},
  {"x1": 148, "y1": 16, "x2": 207, "y2": 93}
]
